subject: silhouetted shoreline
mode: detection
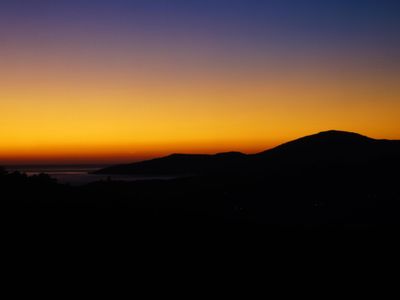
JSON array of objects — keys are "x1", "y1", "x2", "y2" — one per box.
[{"x1": 2, "y1": 130, "x2": 399, "y2": 227}]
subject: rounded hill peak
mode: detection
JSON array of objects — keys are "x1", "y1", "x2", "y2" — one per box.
[
  {"x1": 315, "y1": 130, "x2": 371, "y2": 139},
  {"x1": 257, "y1": 130, "x2": 375, "y2": 157}
]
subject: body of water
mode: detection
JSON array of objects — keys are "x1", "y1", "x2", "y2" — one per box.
[{"x1": 5, "y1": 165, "x2": 174, "y2": 186}]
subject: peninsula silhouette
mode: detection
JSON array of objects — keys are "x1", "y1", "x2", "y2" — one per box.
[
  {"x1": 2, "y1": 130, "x2": 399, "y2": 226},
  {"x1": 96, "y1": 130, "x2": 400, "y2": 176}
]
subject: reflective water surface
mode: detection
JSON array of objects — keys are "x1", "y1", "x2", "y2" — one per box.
[{"x1": 6, "y1": 165, "x2": 174, "y2": 186}]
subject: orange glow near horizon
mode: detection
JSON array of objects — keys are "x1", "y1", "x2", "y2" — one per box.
[{"x1": 1, "y1": 40, "x2": 400, "y2": 164}]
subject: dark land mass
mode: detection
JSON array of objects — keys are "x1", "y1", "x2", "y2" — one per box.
[
  {"x1": 96, "y1": 130, "x2": 400, "y2": 176},
  {"x1": 2, "y1": 130, "x2": 400, "y2": 227}
]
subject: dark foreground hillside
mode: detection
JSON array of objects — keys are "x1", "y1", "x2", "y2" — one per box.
[
  {"x1": 1, "y1": 161, "x2": 399, "y2": 226},
  {"x1": 2, "y1": 131, "x2": 399, "y2": 226}
]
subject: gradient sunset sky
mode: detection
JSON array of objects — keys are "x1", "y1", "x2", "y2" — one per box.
[{"x1": 1, "y1": 0, "x2": 400, "y2": 164}]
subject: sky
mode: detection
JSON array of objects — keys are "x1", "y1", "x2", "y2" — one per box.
[{"x1": 1, "y1": 0, "x2": 400, "y2": 164}]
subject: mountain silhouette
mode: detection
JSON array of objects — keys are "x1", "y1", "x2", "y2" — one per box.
[
  {"x1": 3, "y1": 130, "x2": 400, "y2": 225},
  {"x1": 253, "y1": 130, "x2": 400, "y2": 168},
  {"x1": 95, "y1": 151, "x2": 247, "y2": 175},
  {"x1": 96, "y1": 130, "x2": 400, "y2": 175}
]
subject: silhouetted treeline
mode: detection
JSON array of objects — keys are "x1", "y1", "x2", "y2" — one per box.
[
  {"x1": 0, "y1": 166, "x2": 6, "y2": 175},
  {"x1": 1, "y1": 162, "x2": 399, "y2": 226}
]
